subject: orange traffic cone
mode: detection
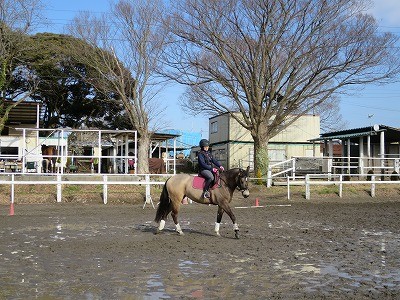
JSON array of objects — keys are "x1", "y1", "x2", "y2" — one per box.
[
  {"x1": 255, "y1": 198, "x2": 259, "y2": 207},
  {"x1": 9, "y1": 203, "x2": 14, "y2": 216}
]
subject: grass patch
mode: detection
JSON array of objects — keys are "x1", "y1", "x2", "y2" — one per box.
[
  {"x1": 63, "y1": 185, "x2": 82, "y2": 194},
  {"x1": 315, "y1": 185, "x2": 338, "y2": 195}
]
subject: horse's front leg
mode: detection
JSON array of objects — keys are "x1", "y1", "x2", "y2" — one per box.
[{"x1": 218, "y1": 202, "x2": 239, "y2": 239}]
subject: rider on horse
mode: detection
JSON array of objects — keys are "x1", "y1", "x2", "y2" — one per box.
[{"x1": 197, "y1": 139, "x2": 224, "y2": 198}]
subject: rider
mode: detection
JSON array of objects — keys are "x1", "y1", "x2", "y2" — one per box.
[{"x1": 198, "y1": 139, "x2": 224, "y2": 198}]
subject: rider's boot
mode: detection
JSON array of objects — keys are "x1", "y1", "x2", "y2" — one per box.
[{"x1": 203, "y1": 179, "x2": 212, "y2": 198}]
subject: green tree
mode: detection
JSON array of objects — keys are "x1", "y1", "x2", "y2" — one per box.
[
  {"x1": 0, "y1": 0, "x2": 44, "y2": 131},
  {"x1": 0, "y1": 24, "x2": 36, "y2": 132},
  {"x1": 24, "y1": 33, "x2": 120, "y2": 129}
]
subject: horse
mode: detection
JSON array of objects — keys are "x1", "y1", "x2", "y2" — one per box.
[
  {"x1": 41, "y1": 145, "x2": 58, "y2": 173},
  {"x1": 154, "y1": 166, "x2": 250, "y2": 239}
]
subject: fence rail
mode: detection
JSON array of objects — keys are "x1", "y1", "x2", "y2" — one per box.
[
  {"x1": 267, "y1": 156, "x2": 400, "y2": 187},
  {"x1": 267, "y1": 158, "x2": 295, "y2": 187},
  {"x1": 1, "y1": 173, "x2": 171, "y2": 208},
  {"x1": 286, "y1": 173, "x2": 400, "y2": 200}
]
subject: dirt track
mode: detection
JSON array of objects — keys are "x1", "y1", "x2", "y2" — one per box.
[{"x1": 1, "y1": 193, "x2": 400, "y2": 299}]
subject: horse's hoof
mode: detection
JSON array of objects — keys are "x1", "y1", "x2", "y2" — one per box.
[
  {"x1": 177, "y1": 231, "x2": 184, "y2": 235},
  {"x1": 235, "y1": 230, "x2": 239, "y2": 239},
  {"x1": 215, "y1": 232, "x2": 221, "y2": 237},
  {"x1": 154, "y1": 229, "x2": 161, "y2": 235}
]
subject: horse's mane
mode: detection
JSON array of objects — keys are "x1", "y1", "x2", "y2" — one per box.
[
  {"x1": 220, "y1": 168, "x2": 245, "y2": 189},
  {"x1": 223, "y1": 168, "x2": 243, "y2": 178}
]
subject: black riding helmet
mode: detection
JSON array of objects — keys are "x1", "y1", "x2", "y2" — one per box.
[{"x1": 199, "y1": 139, "x2": 209, "y2": 148}]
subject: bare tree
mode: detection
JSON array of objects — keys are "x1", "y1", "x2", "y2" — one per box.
[
  {"x1": 314, "y1": 96, "x2": 348, "y2": 133},
  {"x1": 0, "y1": 0, "x2": 43, "y2": 131},
  {"x1": 164, "y1": 0, "x2": 400, "y2": 174},
  {"x1": 0, "y1": 0, "x2": 43, "y2": 32},
  {"x1": 68, "y1": 0, "x2": 169, "y2": 173}
]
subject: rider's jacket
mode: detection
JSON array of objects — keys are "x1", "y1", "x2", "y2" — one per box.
[{"x1": 198, "y1": 149, "x2": 221, "y2": 172}]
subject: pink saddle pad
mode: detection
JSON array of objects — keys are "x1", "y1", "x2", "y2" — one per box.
[{"x1": 192, "y1": 176, "x2": 218, "y2": 190}]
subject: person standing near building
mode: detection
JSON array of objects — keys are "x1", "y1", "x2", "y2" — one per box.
[{"x1": 198, "y1": 139, "x2": 224, "y2": 198}]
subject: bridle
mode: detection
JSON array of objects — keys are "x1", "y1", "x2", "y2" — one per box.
[{"x1": 236, "y1": 169, "x2": 248, "y2": 192}]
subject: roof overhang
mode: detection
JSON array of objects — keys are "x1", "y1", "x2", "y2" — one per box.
[
  {"x1": 3, "y1": 101, "x2": 40, "y2": 125},
  {"x1": 310, "y1": 125, "x2": 400, "y2": 144}
]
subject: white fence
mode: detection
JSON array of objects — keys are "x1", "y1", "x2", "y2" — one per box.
[
  {"x1": 1, "y1": 173, "x2": 170, "y2": 209},
  {"x1": 267, "y1": 158, "x2": 296, "y2": 187},
  {"x1": 267, "y1": 156, "x2": 400, "y2": 187},
  {"x1": 286, "y1": 173, "x2": 400, "y2": 200}
]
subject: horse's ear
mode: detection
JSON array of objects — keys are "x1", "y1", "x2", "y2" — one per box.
[{"x1": 246, "y1": 166, "x2": 250, "y2": 175}]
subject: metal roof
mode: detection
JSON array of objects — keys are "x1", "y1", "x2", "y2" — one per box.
[
  {"x1": 310, "y1": 131, "x2": 376, "y2": 141},
  {"x1": 311, "y1": 125, "x2": 400, "y2": 144}
]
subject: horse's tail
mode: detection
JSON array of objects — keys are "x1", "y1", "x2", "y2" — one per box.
[{"x1": 155, "y1": 178, "x2": 171, "y2": 223}]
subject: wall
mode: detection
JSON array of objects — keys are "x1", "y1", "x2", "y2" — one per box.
[{"x1": 208, "y1": 113, "x2": 321, "y2": 169}]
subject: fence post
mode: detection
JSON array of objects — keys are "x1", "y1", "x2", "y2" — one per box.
[
  {"x1": 57, "y1": 174, "x2": 62, "y2": 203},
  {"x1": 267, "y1": 166, "x2": 272, "y2": 188},
  {"x1": 305, "y1": 174, "x2": 310, "y2": 200},
  {"x1": 10, "y1": 174, "x2": 15, "y2": 208},
  {"x1": 145, "y1": 175, "x2": 151, "y2": 203},
  {"x1": 143, "y1": 174, "x2": 155, "y2": 209},
  {"x1": 287, "y1": 175, "x2": 290, "y2": 200},
  {"x1": 371, "y1": 175, "x2": 375, "y2": 197},
  {"x1": 292, "y1": 158, "x2": 296, "y2": 179},
  {"x1": 339, "y1": 174, "x2": 343, "y2": 198},
  {"x1": 103, "y1": 175, "x2": 108, "y2": 204}
]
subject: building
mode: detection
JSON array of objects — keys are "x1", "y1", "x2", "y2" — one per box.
[
  {"x1": 0, "y1": 102, "x2": 41, "y2": 158},
  {"x1": 191, "y1": 112, "x2": 321, "y2": 170},
  {"x1": 312, "y1": 124, "x2": 400, "y2": 175}
]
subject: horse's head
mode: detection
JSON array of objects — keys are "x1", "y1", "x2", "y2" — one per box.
[{"x1": 237, "y1": 166, "x2": 250, "y2": 198}]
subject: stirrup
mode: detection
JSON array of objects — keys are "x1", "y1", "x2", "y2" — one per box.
[{"x1": 203, "y1": 190, "x2": 210, "y2": 198}]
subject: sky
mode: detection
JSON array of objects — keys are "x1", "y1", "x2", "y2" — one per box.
[
  {"x1": 341, "y1": 0, "x2": 400, "y2": 130},
  {"x1": 36, "y1": 0, "x2": 400, "y2": 136}
]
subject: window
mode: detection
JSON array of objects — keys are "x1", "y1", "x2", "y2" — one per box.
[
  {"x1": 83, "y1": 147, "x2": 93, "y2": 156},
  {"x1": 211, "y1": 121, "x2": 218, "y2": 133},
  {"x1": 0, "y1": 147, "x2": 18, "y2": 155}
]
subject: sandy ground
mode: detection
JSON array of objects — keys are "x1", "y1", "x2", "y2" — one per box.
[{"x1": 1, "y1": 186, "x2": 400, "y2": 299}]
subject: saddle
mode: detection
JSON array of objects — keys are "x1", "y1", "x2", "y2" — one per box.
[{"x1": 192, "y1": 173, "x2": 220, "y2": 190}]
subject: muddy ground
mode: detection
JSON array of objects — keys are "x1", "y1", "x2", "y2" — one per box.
[{"x1": 1, "y1": 186, "x2": 400, "y2": 299}]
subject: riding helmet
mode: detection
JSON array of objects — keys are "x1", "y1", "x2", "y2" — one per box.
[{"x1": 199, "y1": 139, "x2": 209, "y2": 148}]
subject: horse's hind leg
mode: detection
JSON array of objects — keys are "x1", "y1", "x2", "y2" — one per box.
[
  {"x1": 156, "y1": 219, "x2": 166, "y2": 233},
  {"x1": 171, "y1": 206, "x2": 184, "y2": 235},
  {"x1": 215, "y1": 206, "x2": 224, "y2": 236}
]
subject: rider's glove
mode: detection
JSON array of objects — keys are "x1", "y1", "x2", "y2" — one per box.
[
  {"x1": 212, "y1": 168, "x2": 218, "y2": 173},
  {"x1": 219, "y1": 166, "x2": 225, "y2": 171}
]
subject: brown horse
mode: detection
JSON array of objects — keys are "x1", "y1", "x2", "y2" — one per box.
[
  {"x1": 41, "y1": 145, "x2": 58, "y2": 173},
  {"x1": 155, "y1": 166, "x2": 250, "y2": 239}
]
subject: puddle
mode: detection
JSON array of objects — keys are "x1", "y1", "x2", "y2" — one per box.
[
  {"x1": 145, "y1": 274, "x2": 169, "y2": 299},
  {"x1": 270, "y1": 228, "x2": 400, "y2": 293},
  {"x1": 179, "y1": 259, "x2": 209, "y2": 275}
]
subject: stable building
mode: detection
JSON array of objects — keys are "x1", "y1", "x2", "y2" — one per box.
[
  {"x1": 0, "y1": 102, "x2": 182, "y2": 174},
  {"x1": 312, "y1": 124, "x2": 400, "y2": 175}
]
